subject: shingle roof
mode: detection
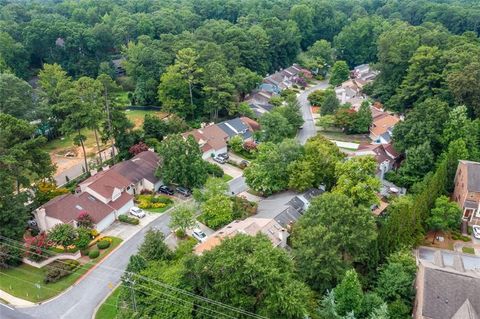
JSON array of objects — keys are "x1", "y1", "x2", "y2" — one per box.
[
  {"x1": 422, "y1": 267, "x2": 480, "y2": 319},
  {"x1": 370, "y1": 113, "x2": 400, "y2": 138},
  {"x1": 84, "y1": 169, "x2": 132, "y2": 199},
  {"x1": 111, "y1": 151, "x2": 160, "y2": 185},
  {"x1": 217, "y1": 118, "x2": 252, "y2": 139},
  {"x1": 42, "y1": 192, "x2": 114, "y2": 224}
]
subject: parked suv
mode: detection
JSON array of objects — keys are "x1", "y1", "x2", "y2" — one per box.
[
  {"x1": 218, "y1": 152, "x2": 229, "y2": 160},
  {"x1": 158, "y1": 185, "x2": 174, "y2": 195},
  {"x1": 130, "y1": 207, "x2": 146, "y2": 218},
  {"x1": 213, "y1": 156, "x2": 226, "y2": 164},
  {"x1": 192, "y1": 228, "x2": 207, "y2": 243},
  {"x1": 176, "y1": 186, "x2": 191, "y2": 197}
]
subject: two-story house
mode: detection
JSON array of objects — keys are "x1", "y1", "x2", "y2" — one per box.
[{"x1": 453, "y1": 160, "x2": 480, "y2": 224}]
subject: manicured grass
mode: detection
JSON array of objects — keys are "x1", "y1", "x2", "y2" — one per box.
[
  {"x1": 0, "y1": 237, "x2": 122, "y2": 302},
  {"x1": 95, "y1": 286, "x2": 121, "y2": 319},
  {"x1": 145, "y1": 204, "x2": 173, "y2": 213},
  {"x1": 222, "y1": 174, "x2": 233, "y2": 182},
  {"x1": 318, "y1": 130, "x2": 370, "y2": 144},
  {"x1": 462, "y1": 247, "x2": 475, "y2": 254}
]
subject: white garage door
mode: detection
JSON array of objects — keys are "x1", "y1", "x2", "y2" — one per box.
[{"x1": 95, "y1": 212, "x2": 116, "y2": 233}]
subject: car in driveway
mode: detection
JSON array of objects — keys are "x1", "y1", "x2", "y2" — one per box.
[
  {"x1": 130, "y1": 207, "x2": 146, "y2": 218},
  {"x1": 158, "y1": 185, "x2": 174, "y2": 195},
  {"x1": 176, "y1": 186, "x2": 191, "y2": 197},
  {"x1": 218, "y1": 152, "x2": 229, "y2": 160},
  {"x1": 473, "y1": 225, "x2": 480, "y2": 239},
  {"x1": 213, "y1": 156, "x2": 226, "y2": 164},
  {"x1": 192, "y1": 228, "x2": 207, "y2": 243}
]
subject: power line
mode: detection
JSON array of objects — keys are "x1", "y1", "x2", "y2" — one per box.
[
  {"x1": 1, "y1": 252, "x2": 229, "y2": 319},
  {"x1": 1, "y1": 235, "x2": 269, "y2": 319}
]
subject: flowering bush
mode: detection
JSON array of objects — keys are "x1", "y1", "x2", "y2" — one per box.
[
  {"x1": 243, "y1": 140, "x2": 257, "y2": 152},
  {"x1": 26, "y1": 232, "x2": 52, "y2": 262},
  {"x1": 76, "y1": 211, "x2": 94, "y2": 229},
  {"x1": 136, "y1": 195, "x2": 172, "y2": 209}
]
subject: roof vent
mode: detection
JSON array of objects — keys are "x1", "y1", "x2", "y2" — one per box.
[{"x1": 75, "y1": 205, "x2": 83, "y2": 210}]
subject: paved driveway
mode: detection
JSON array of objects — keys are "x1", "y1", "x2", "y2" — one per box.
[{"x1": 207, "y1": 158, "x2": 243, "y2": 178}]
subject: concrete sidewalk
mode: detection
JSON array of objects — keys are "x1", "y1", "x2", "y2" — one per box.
[{"x1": 0, "y1": 290, "x2": 35, "y2": 307}]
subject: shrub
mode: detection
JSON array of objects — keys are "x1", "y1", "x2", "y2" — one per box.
[
  {"x1": 232, "y1": 196, "x2": 258, "y2": 220},
  {"x1": 175, "y1": 229, "x2": 186, "y2": 238},
  {"x1": 97, "y1": 240, "x2": 111, "y2": 250},
  {"x1": 76, "y1": 212, "x2": 95, "y2": 229},
  {"x1": 140, "y1": 189, "x2": 153, "y2": 195},
  {"x1": 89, "y1": 249, "x2": 100, "y2": 259},
  {"x1": 75, "y1": 228, "x2": 92, "y2": 250},
  {"x1": 118, "y1": 214, "x2": 140, "y2": 225},
  {"x1": 205, "y1": 162, "x2": 224, "y2": 177},
  {"x1": 0, "y1": 243, "x2": 23, "y2": 268},
  {"x1": 136, "y1": 194, "x2": 172, "y2": 209},
  {"x1": 44, "y1": 260, "x2": 79, "y2": 283},
  {"x1": 90, "y1": 229, "x2": 99, "y2": 238},
  {"x1": 243, "y1": 140, "x2": 257, "y2": 152}
]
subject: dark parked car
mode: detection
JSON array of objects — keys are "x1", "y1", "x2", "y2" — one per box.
[
  {"x1": 176, "y1": 186, "x2": 191, "y2": 197},
  {"x1": 158, "y1": 185, "x2": 174, "y2": 195}
]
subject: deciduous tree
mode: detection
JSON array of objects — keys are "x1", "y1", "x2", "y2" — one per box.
[{"x1": 329, "y1": 61, "x2": 350, "y2": 86}]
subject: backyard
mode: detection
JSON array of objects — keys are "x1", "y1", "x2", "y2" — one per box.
[
  {"x1": 124, "y1": 109, "x2": 168, "y2": 128},
  {"x1": 0, "y1": 237, "x2": 122, "y2": 302}
]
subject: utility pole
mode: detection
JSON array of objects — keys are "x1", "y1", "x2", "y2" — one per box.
[{"x1": 125, "y1": 275, "x2": 137, "y2": 312}]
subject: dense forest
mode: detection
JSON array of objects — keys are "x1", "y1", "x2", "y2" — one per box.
[{"x1": 2, "y1": 0, "x2": 480, "y2": 318}]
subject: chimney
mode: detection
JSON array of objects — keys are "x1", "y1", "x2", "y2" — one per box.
[
  {"x1": 148, "y1": 147, "x2": 155, "y2": 152},
  {"x1": 278, "y1": 229, "x2": 288, "y2": 247}
]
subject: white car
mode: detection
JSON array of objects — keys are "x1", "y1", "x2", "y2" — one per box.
[
  {"x1": 473, "y1": 225, "x2": 480, "y2": 239},
  {"x1": 130, "y1": 207, "x2": 146, "y2": 218},
  {"x1": 192, "y1": 228, "x2": 207, "y2": 243}
]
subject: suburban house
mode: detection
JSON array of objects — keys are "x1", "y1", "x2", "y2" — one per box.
[
  {"x1": 194, "y1": 188, "x2": 323, "y2": 255},
  {"x1": 109, "y1": 150, "x2": 162, "y2": 194},
  {"x1": 34, "y1": 150, "x2": 160, "y2": 232},
  {"x1": 352, "y1": 143, "x2": 401, "y2": 179},
  {"x1": 369, "y1": 107, "x2": 401, "y2": 144},
  {"x1": 183, "y1": 124, "x2": 229, "y2": 159},
  {"x1": 351, "y1": 64, "x2": 379, "y2": 84},
  {"x1": 334, "y1": 79, "x2": 366, "y2": 108},
  {"x1": 453, "y1": 160, "x2": 480, "y2": 224},
  {"x1": 415, "y1": 248, "x2": 480, "y2": 319},
  {"x1": 245, "y1": 64, "x2": 310, "y2": 116},
  {"x1": 216, "y1": 117, "x2": 260, "y2": 141}
]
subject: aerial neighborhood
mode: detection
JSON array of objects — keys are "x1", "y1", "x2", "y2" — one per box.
[{"x1": 1, "y1": 1, "x2": 480, "y2": 319}]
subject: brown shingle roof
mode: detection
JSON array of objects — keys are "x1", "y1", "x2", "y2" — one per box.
[
  {"x1": 85, "y1": 170, "x2": 131, "y2": 199},
  {"x1": 370, "y1": 113, "x2": 399, "y2": 137},
  {"x1": 183, "y1": 124, "x2": 228, "y2": 153},
  {"x1": 42, "y1": 192, "x2": 114, "y2": 224},
  {"x1": 111, "y1": 151, "x2": 160, "y2": 185},
  {"x1": 240, "y1": 117, "x2": 261, "y2": 131}
]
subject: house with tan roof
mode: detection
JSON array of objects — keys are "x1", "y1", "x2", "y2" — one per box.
[
  {"x1": 353, "y1": 143, "x2": 401, "y2": 179},
  {"x1": 369, "y1": 107, "x2": 400, "y2": 144},
  {"x1": 183, "y1": 123, "x2": 229, "y2": 159},
  {"x1": 453, "y1": 160, "x2": 480, "y2": 224},
  {"x1": 34, "y1": 150, "x2": 161, "y2": 232}
]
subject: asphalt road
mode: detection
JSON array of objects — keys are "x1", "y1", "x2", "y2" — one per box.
[
  {"x1": 296, "y1": 80, "x2": 329, "y2": 145},
  {"x1": 13, "y1": 212, "x2": 172, "y2": 319},
  {"x1": 4, "y1": 81, "x2": 330, "y2": 319},
  {"x1": 1, "y1": 304, "x2": 36, "y2": 319}
]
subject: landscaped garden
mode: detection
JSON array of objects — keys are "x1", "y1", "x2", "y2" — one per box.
[
  {"x1": 135, "y1": 194, "x2": 174, "y2": 213},
  {"x1": 0, "y1": 236, "x2": 122, "y2": 302}
]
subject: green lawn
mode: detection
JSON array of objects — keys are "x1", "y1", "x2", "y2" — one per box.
[
  {"x1": 222, "y1": 174, "x2": 233, "y2": 182},
  {"x1": 95, "y1": 286, "x2": 121, "y2": 319},
  {"x1": 462, "y1": 246, "x2": 475, "y2": 254},
  {"x1": 0, "y1": 237, "x2": 122, "y2": 302},
  {"x1": 145, "y1": 204, "x2": 173, "y2": 214},
  {"x1": 318, "y1": 130, "x2": 370, "y2": 144},
  {"x1": 41, "y1": 129, "x2": 102, "y2": 156}
]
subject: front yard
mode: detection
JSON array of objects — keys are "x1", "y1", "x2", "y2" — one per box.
[
  {"x1": 0, "y1": 237, "x2": 122, "y2": 302},
  {"x1": 135, "y1": 194, "x2": 174, "y2": 214}
]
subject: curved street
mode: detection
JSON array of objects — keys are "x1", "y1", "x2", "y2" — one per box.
[{"x1": 2, "y1": 81, "x2": 329, "y2": 319}]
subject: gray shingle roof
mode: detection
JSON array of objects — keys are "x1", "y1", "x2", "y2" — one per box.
[
  {"x1": 422, "y1": 267, "x2": 480, "y2": 319},
  {"x1": 217, "y1": 118, "x2": 252, "y2": 140}
]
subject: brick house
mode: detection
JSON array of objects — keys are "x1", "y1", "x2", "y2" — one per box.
[{"x1": 453, "y1": 160, "x2": 480, "y2": 224}]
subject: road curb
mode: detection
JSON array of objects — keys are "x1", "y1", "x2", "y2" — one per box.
[{"x1": 91, "y1": 283, "x2": 121, "y2": 319}]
